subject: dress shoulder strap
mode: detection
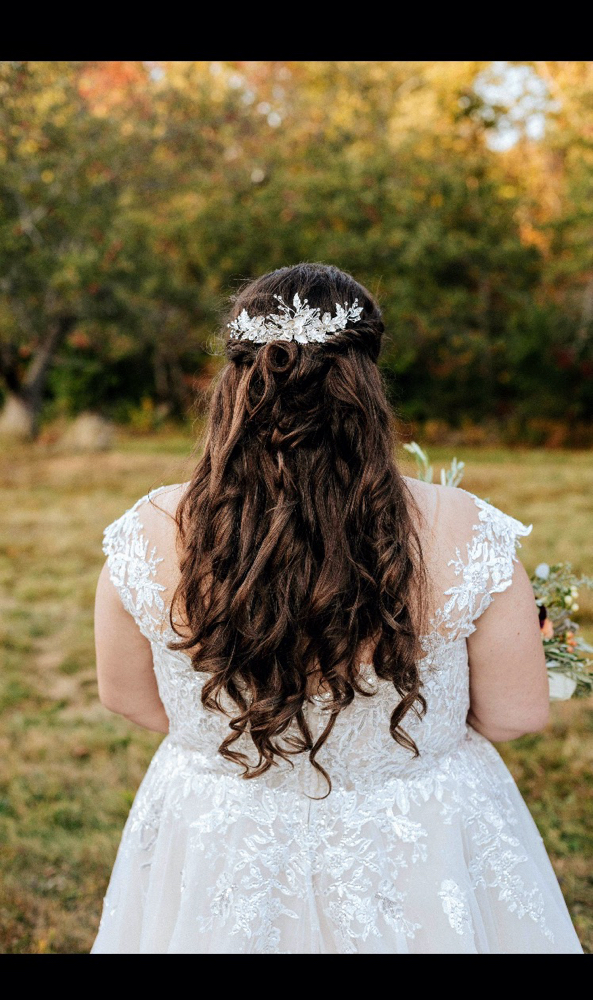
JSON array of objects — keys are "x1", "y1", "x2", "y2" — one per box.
[
  {"x1": 425, "y1": 489, "x2": 532, "y2": 648},
  {"x1": 102, "y1": 487, "x2": 171, "y2": 641}
]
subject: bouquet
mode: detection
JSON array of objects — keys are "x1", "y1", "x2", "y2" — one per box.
[{"x1": 404, "y1": 442, "x2": 593, "y2": 700}]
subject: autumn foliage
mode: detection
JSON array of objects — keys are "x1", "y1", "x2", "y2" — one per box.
[{"x1": 0, "y1": 61, "x2": 592, "y2": 442}]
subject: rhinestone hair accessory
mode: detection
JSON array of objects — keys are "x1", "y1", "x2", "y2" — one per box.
[{"x1": 228, "y1": 293, "x2": 364, "y2": 345}]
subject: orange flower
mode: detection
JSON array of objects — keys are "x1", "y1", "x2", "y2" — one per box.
[
  {"x1": 541, "y1": 618, "x2": 554, "y2": 640},
  {"x1": 565, "y1": 631, "x2": 577, "y2": 650}
]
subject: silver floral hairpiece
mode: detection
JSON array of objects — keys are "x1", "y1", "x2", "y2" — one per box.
[{"x1": 228, "y1": 293, "x2": 363, "y2": 345}]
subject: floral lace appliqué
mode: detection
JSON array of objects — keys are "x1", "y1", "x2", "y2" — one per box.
[
  {"x1": 439, "y1": 879, "x2": 473, "y2": 937},
  {"x1": 426, "y1": 491, "x2": 532, "y2": 649},
  {"x1": 102, "y1": 491, "x2": 167, "y2": 640}
]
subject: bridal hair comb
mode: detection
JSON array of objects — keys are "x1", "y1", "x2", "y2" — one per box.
[{"x1": 228, "y1": 293, "x2": 364, "y2": 345}]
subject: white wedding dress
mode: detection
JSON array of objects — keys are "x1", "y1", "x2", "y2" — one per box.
[{"x1": 91, "y1": 484, "x2": 583, "y2": 954}]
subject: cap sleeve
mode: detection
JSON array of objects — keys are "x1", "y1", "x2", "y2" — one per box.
[
  {"x1": 428, "y1": 489, "x2": 533, "y2": 646},
  {"x1": 102, "y1": 491, "x2": 167, "y2": 641},
  {"x1": 455, "y1": 490, "x2": 532, "y2": 632}
]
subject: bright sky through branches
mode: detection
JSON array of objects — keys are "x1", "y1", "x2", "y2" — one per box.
[
  {"x1": 474, "y1": 61, "x2": 558, "y2": 152},
  {"x1": 143, "y1": 61, "x2": 556, "y2": 155}
]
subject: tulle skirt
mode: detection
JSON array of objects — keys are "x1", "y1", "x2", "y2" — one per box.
[{"x1": 91, "y1": 732, "x2": 583, "y2": 954}]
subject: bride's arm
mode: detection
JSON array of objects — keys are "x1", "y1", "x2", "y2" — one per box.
[
  {"x1": 466, "y1": 558, "x2": 550, "y2": 742},
  {"x1": 94, "y1": 561, "x2": 169, "y2": 734}
]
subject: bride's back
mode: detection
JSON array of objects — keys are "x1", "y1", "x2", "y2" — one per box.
[{"x1": 101, "y1": 474, "x2": 532, "y2": 793}]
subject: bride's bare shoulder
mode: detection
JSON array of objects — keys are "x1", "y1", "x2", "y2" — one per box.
[
  {"x1": 401, "y1": 476, "x2": 476, "y2": 536},
  {"x1": 148, "y1": 482, "x2": 191, "y2": 519},
  {"x1": 131, "y1": 483, "x2": 191, "y2": 548},
  {"x1": 131, "y1": 483, "x2": 191, "y2": 577}
]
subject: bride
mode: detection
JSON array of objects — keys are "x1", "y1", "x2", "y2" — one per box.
[{"x1": 92, "y1": 262, "x2": 583, "y2": 953}]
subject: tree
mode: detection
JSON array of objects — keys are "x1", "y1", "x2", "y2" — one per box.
[
  {"x1": 3, "y1": 61, "x2": 591, "y2": 439},
  {"x1": 0, "y1": 62, "x2": 142, "y2": 435}
]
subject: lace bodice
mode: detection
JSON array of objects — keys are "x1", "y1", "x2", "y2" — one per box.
[{"x1": 102, "y1": 484, "x2": 532, "y2": 794}]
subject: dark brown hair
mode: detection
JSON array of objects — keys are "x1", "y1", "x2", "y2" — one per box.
[{"x1": 171, "y1": 263, "x2": 427, "y2": 793}]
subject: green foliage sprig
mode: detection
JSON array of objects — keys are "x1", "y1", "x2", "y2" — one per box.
[{"x1": 403, "y1": 442, "x2": 465, "y2": 487}]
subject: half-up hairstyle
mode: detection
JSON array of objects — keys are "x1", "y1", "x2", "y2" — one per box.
[{"x1": 170, "y1": 263, "x2": 428, "y2": 793}]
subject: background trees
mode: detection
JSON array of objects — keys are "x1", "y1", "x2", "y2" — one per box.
[{"x1": 1, "y1": 60, "x2": 591, "y2": 442}]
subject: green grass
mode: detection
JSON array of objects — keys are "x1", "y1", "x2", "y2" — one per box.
[{"x1": 0, "y1": 430, "x2": 591, "y2": 953}]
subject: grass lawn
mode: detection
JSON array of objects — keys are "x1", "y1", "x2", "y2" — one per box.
[{"x1": 0, "y1": 429, "x2": 591, "y2": 953}]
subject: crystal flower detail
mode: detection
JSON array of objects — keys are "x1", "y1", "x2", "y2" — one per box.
[{"x1": 228, "y1": 293, "x2": 363, "y2": 344}]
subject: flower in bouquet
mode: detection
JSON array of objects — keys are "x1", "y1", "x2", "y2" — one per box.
[{"x1": 531, "y1": 562, "x2": 593, "y2": 700}]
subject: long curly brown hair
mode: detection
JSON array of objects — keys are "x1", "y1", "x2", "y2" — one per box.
[{"x1": 170, "y1": 263, "x2": 428, "y2": 792}]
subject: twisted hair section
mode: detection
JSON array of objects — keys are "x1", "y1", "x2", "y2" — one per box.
[{"x1": 170, "y1": 264, "x2": 428, "y2": 793}]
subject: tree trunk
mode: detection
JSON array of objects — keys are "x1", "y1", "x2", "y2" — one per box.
[
  {"x1": 0, "y1": 391, "x2": 37, "y2": 440},
  {"x1": 0, "y1": 316, "x2": 74, "y2": 440}
]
